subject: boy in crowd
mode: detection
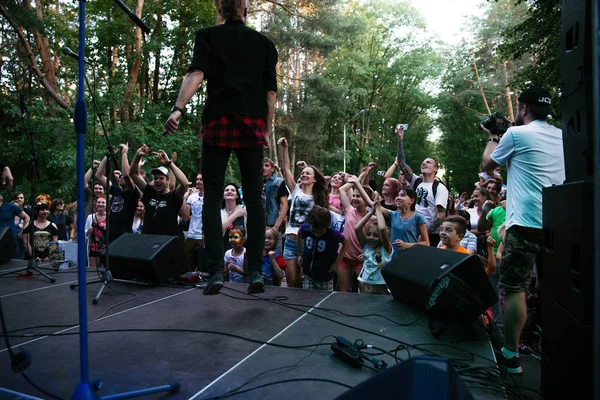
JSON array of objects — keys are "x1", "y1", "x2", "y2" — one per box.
[
  {"x1": 297, "y1": 206, "x2": 348, "y2": 291},
  {"x1": 439, "y1": 216, "x2": 470, "y2": 254}
]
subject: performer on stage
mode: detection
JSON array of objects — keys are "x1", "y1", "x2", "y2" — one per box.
[{"x1": 163, "y1": 0, "x2": 278, "y2": 296}]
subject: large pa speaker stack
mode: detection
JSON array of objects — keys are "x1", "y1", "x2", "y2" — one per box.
[
  {"x1": 381, "y1": 245, "x2": 497, "y2": 335},
  {"x1": 541, "y1": 183, "x2": 593, "y2": 399},
  {"x1": 540, "y1": 0, "x2": 597, "y2": 398},
  {"x1": 103, "y1": 233, "x2": 188, "y2": 284},
  {"x1": 561, "y1": 0, "x2": 595, "y2": 182}
]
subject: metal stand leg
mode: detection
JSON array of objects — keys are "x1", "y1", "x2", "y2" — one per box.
[
  {"x1": 0, "y1": 259, "x2": 56, "y2": 283},
  {"x1": 70, "y1": 269, "x2": 151, "y2": 304}
]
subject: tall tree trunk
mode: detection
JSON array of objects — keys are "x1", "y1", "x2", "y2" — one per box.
[
  {"x1": 0, "y1": 2, "x2": 68, "y2": 109},
  {"x1": 502, "y1": 60, "x2": 515, "y2": 121},
  {"x1": 30, "y1": 0, "x2": 58, "y2": 96},
  {"x1": 472, "y1": 50, "x2": 491, "y2": 114},
  {"x1": 123, "y1": 0, "x2": 144, "y2": 122},
  {"x1": 152, "y1": 10, "x2": 163, "y2": 102},
  {"x1": 110, "y1": 45, "x2": 119, "y2": 124}
]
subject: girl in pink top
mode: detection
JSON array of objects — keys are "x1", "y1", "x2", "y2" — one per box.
[
  {"x1": 337, "y1": 175, "x2": 375, "y2": 292},
  {"x1": 328, "y1": 172, "x2": 344, "y2": 214}
]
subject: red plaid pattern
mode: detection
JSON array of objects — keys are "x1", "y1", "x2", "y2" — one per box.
[{"x1": 201, "y1": 114, "x2": 267, "y2": 148}]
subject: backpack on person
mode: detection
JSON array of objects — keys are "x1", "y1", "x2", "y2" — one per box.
[{"x1": 412, "y1": 177, "x2": 451, "y2": 216}]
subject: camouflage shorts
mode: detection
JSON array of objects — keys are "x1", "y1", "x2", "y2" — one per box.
[
  {"x1": 302, "y1": 275, "x2": 333, "y2": 291},
  {"x1": 498, "y1": 225, "x2": 543, "y2": 293}
]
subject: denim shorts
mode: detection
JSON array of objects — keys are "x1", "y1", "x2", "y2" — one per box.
[{"x1": 283, "y1": 236, "x2": 298, "y2": 260}]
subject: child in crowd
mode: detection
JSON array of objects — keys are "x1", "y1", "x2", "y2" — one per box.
[
  {"x1": 435, "y1": 209, "x2": 478, "y2": 254},
  {"x1": 297, "y1": 206, "x2": 348, "y2": 291},
  {"x1": 224, "y1": 226, "x2": 246, "y2": 283},
  {"x1": 262, "y1": 227, "x2": 286, "y2": 286},
  {"x1": 355, "y1": 203, "x2": 392, "y2": 294},
  {"x1": 337, "y1": 175, "x2": 374, "y2": 291},
  {"x1": 439, "y1": 216, "x2": 469, "y2": 254},
  {"x1": 381, "y1": 186, "x2": 429, "y2": 258}
]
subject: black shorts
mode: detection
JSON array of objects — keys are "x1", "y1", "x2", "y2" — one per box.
[{"x1": 498, "y1": 225, "x2": 543, "y2": 293}]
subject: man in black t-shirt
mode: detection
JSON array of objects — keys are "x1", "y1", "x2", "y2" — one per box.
[{"x1": 130, "y1": 145, "x2": 189, "y2": 237}]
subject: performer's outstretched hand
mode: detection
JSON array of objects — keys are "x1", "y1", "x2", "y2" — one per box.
[{"x1": 163, "y1": 110, "x2": 182, "y2": 136}]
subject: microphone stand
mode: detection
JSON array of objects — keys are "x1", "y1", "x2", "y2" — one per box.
[
  {"x1": 68, "y1": 62, "x2": 144, "y2": 304},
  {"x1": 0, "y1": 95, "x2": 55, "y2": 283},
  {"x1": 71, "y1": 1, "x2": 178, "y2": 398},
  {"x1": 69, "y1": 69, "x2": 151, "y2": 302}
]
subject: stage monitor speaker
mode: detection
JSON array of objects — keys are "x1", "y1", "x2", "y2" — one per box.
[
  {"x1": 104, "y1": 233, "x2": 187, "y2": 284},
  {"x1": 541, "y1": 293, "x2": 592, "y2": 400},
  {"x1": 0, "y1": 226, "x2": 14, "y2": 265},
  {"x1": 335, "y1": 356, "x2": 474, "y2": 400},
  {"x1": 381, "y1": 245, "x2": 497, "y2": 324},
  {"x1": 542, "y1": 181, "x2": 594, "y2": 324}
]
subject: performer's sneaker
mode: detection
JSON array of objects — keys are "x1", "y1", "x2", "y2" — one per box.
[
  {"x1": 495, "y1": 349, "x2": 523, "y2": 374},
  {"x1": 203, "y1": 273, "x2": 224, "y2": 296},
  {"x1": 247, "y1": 271, "x2": 265, "y2": 295}
]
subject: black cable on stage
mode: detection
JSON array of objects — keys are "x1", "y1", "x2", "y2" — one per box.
[
  {"x1": 91, "y1": 292, "x2": 137, "y2": 321},
  {"x1": 206, "y1": 335, "x2": 337, "y2": 399},
  {"x1": 20, "y1": 372, "x2": 65, "y2": 400},
  {"x1": 3, "y1": 328, "x2": 337, "y2": 351},
  {"x1": 362, "y1": 345, "x2": 404, "y2": 363},
  {"x1": 4, "y1": 282, "x2": 528, "y2": 398},
  {"x1": 218, "y1": 286, "x2": 512, "y2": 384},
  {"x1": 3, "y1": 314, "x2": 533, "y2": 398},
  {"x1": 1, "y1": 293, "x2": 63, "y2": 400},
  {"x1": 7, "y1": 285, "x2": 195, "y2": 333},
  {"x1": 5, "y1": 328, "x2": 506, "y2": 388},
  {"x1": 199, "y1": 378, "x2": 352, "y2": 400},
  {"x1": 220, "y1": 288, "x2": 426, "y2": 328}
]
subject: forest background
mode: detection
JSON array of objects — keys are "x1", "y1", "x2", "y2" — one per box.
[{"x1": 0, "y1": 0, "x2": 560, "y2": 200}]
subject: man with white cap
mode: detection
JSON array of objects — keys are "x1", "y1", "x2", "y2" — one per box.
[
  {"x1": 130, "y1": 145, "x2": 189, "y2": 236},
  {"x1": 481, "y1": 86, "x2": 565, "y2": 374}
]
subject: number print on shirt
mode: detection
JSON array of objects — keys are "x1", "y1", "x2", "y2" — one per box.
[{"x1": 306, "y1": 236, "x2": 327, "y2": 252}]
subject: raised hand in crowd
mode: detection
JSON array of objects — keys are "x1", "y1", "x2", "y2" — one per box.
[
  {"x1": 119, "y1": 142, "x2": 129, "y2": 154},
  {"x1": 154, "y1": 150, "x2": 172, "y2": 165},
  {"x1": 1, "y1": 165, "x2": 13, "y2": 190},
  {"x1": 361, "y1": 161, "x2": 377, "y2": 186},
  {"x1": 130, "y1": 144, "x2": 152, "y2": 191},
  {"x1": 296, "y1": 160, "x2": 308, "y2": 171},
  {"x1": 84, "y1": 160, "x2": 102, "y2": 190},
  {"x1": 394, "y1": 124, "x2": 415, "y2": 183},
  {"x1": 137, "y1": 144, "x2": 152, "y2": 157}
]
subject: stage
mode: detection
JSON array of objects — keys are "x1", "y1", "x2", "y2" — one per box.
[{"x1": 0, "y1": 259, "x2": 540, "y2": 399}]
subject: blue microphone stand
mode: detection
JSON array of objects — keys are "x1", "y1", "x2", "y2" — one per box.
[{"x1": 70, "y1": 1, "x2": 178, "y2": 398}]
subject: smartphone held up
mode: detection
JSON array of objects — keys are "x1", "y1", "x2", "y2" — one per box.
[{"x1": 395, "y1": 123, "x2": 409, "y2": 131}]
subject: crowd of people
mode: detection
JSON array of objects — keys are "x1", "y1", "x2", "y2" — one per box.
[{"x1": 0, "y1": 135, "x2": 507, "y2": 294}]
